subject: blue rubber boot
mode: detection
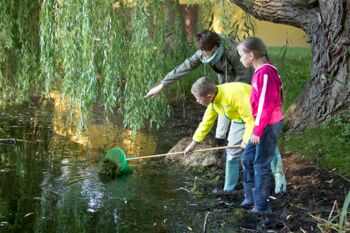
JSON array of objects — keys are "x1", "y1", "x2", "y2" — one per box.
[
  {"x1": 240, "y1": 182, "x2": 254, "y2": 209},
  {"x1": 274, "y1": 173, "x2": 287, "y2": 194},
  {"x1": 251, "y1": 178, "x2": 272, "y2": 214},
  {"x1": 223, "y1": 158, "x2": 240, "y2": 192},
  {"x1": 271, "y1": 147, "x2": 287, "y2": 194}
]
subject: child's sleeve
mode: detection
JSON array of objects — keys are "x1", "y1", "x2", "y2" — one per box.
[
  {"x1": 161, "y1": 51, "x2": 202, "y2": 87},
  {"x1": 253, "y1": 72, "x2": 279, "y2": 137},
  {"x1": 193, "y1": 104, "x2": 218, "y2": 143}
]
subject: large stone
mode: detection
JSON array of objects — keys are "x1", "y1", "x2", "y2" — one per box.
[{"x1": 165, "y1": 137, "x2": 221, "y2": 167}]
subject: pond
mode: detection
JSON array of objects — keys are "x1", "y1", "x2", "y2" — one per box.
[{"x1": 0, "y1": 100, "x2": 212, "y2": 233}]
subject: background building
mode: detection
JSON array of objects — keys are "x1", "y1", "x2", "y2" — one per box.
[{"x1": 179, "y1": 0, "x2": 309, "y2": 48}]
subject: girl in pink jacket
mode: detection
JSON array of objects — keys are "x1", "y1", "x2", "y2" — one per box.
[{"x1": 237, "y1": 37, "x2": 284, "y2": 213}]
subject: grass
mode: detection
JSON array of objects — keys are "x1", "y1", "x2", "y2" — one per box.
[{"x1": 283, "y1": 112, "x2": 350, "y2": 175}]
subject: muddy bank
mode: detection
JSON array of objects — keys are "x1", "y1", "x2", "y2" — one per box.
[
  {"x1": 197, "y1": 153, "x2": 350, "y2": 232},
  {"x1": 159, "y1": 98, "x2": 350, "y2": 232}
]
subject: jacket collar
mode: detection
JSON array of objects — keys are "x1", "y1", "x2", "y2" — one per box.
[
  {"x1": 254, "y1": 62, "x2": 278, "y2": 74},
  {"x1": 212, "y1": 85, "x2": 223, "y2": 104}
]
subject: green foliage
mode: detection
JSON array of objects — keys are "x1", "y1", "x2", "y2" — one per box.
[
  {"x1": 239, "y1": 12, "x2": 256, "y2": 39},
  {"x1": 41, "y1": 0, "x2": 179, "y2": 130},
  {"x1": 42, "y1": 0, "x2": 181, "y2": 131},
  {"x1": 0, "y1": 0, "x2": 40, "y2": 103},
  {"x1": 40, "y1": 0, "x2": 57, "y2": 93},
  {"x1": 1, "y1": 0, "x2": 251, "y2": 131},
  {"x1": 1, "y1": 0, "x2": 255, "y2": 131},
  {"x1": 95, "y1": 1, "x2": 125, "y2": 116},
  {"x1": 283, "y1": 112, "x2": 350, "y2": 175},
  {"x1": 54, "y1": 0, "x2": 97, "y2": 127},
  {"x1": 0, "y1": 2, "x2": 14, "y2": 70},
  {"x1": 124, "y1": 0, "x2": 170, "y2": 130}
]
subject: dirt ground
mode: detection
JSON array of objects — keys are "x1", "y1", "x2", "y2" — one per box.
[
  {"x1": 162, "y1": 99, "x2": 350, "y2": 232},
  {"x1": 202, "y1": 153, "x2": 350, "y2": 232}
]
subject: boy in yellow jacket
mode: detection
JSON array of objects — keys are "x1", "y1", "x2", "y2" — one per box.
[
  {"x1": 184, "y1": 77, "x2": 287, "y2": 194},
  {"x1": 184, "y1": 77, "x2": 254, "y2": 192}
]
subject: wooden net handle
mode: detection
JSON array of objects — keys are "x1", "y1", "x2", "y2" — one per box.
[{"x1": 126, "y1": 145, "x2": 240, "y2": 161}]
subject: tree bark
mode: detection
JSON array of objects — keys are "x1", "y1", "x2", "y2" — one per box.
[{"x1": 231, "y1": 0, "x2": 350, "y2": 131}]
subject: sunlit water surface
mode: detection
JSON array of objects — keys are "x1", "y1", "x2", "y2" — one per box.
[{"x1": 0, "y1": 103, "x2": 206, "y2": 233}]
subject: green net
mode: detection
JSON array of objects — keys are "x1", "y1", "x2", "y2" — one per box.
[{"x1": 98, "y1": 148, "x2": 133, "y2": 176}]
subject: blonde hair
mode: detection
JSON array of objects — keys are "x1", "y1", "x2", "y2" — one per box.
[{"x1": 191, "y1": 77, "x2": 217, "y2": 97}]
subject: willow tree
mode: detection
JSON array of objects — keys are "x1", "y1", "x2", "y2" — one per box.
[
  {"x1": 0, "y1": 0, "x2": 192, "y2": 131},
  {"x1": 232, "y1": 0, "x2": 350, "y2": 131},
  {"x1": 0, "y1": 1, "x2": 40, "y2": 102},
  {"x1": 38, "y1": 0, "x2": 182, "y2": 130}
]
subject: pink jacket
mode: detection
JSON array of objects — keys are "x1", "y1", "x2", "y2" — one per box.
[{"x1": 250, "y1": 63, "x2": 284, "y2": 137}]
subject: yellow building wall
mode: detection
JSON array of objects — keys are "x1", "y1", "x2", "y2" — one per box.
[
  {"x1": 253, "y1": 20, "x2": 309, "y2": 48},
  {"x1": 179, "y1": 0, "x2": 310, "y2": 48}
]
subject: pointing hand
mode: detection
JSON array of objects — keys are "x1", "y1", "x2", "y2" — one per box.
[{"x1": 144, "y1": 84, "x2": 164, "y2": 98}]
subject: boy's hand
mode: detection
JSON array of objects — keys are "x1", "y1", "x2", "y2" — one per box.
[
  {"x1": 144, "y1": 84, "x2": 163, "y2": 98},
  {"x1": 184, "y1": 141, "x2": 197, "y2": 155},
  {"x1": 240, "y1": 142, "x2": 246, "y2": 149},
  {"x1": 250, "y1": 135, "x2": 260, "y2": 144}
]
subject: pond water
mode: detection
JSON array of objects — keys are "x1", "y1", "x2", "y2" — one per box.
[{"x1": 0, "y1": 102, "x2": 209, "y2": 233}]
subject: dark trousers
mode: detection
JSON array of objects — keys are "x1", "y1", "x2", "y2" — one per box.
[{"x1": 242, "y1": 120, "x2": 283, "y2": 211}]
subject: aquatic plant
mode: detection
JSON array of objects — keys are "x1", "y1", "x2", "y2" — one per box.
[{"x1": 98, "y1": 158, "x2": 119, "y2": 177}]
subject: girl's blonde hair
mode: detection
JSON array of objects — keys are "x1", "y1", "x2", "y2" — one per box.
[{"x1": 238, "y1": 37, "x2": 270, "y2": 61}]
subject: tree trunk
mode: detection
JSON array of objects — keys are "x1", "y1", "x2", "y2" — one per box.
[{"x1": 232, "y1": 0, "x2": 350, "y2": 131}]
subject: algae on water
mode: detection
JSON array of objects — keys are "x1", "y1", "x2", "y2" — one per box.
[{"x1": 98, "y1": 158, "x2": 120, "y2": 177}]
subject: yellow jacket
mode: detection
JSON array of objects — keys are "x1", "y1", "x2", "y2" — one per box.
[{"x1": 193, "y1": 83, "x2": 255, "y2": 144}]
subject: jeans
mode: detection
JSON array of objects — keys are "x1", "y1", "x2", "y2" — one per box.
[{"x1": 242, "y1": 120, "x2": 283, "y2": 211}]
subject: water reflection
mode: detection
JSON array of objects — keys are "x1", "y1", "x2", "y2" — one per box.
[
  {"x1": 35, "y1": 160, "x2": 200, "y2": 233},
  {"x1": 50, "y1": 92, "x2": 157, "y2": 158},
  {"x1": 0, "y1": 102, "x2": 202, "y2": 233},
  {"x1": 80, "y1": 169, "x2": 104, "y2": 213}
]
